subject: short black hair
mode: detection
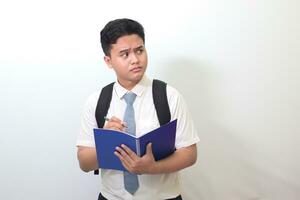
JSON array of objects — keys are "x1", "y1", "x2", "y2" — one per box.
[{"x1": 100, "y1": 18, "x2": 145, "y2": 56}]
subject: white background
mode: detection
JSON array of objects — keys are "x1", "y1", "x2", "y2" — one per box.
[{"x1": 0, "y1": 0, "x2": 299, "y2": 199}]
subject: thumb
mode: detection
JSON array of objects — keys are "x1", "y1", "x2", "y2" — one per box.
[{"x1": 146, "y1": 143, "x2": 153, "y2": 154}]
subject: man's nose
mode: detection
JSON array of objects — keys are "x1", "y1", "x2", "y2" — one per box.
[{"x1": 130, "y1": 52, "x2": 139, "y2": 64}]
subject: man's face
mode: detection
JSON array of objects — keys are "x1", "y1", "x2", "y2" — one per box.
[{"x1": 104, "y1": 34, "x2": 148, "y2": 90}]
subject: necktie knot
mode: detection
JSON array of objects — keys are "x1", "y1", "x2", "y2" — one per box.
[{"x1": 123, "y1": 92, "x2": 136, "y2": 106}]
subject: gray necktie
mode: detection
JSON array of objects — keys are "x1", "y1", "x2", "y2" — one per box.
[{"x1": 123, "y1": 92, "x2": 139, "y2": 194}]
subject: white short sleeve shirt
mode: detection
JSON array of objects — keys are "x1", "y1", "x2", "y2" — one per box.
[{"x1": 77, "y1": 76, "x2": 199, "y2": 200}]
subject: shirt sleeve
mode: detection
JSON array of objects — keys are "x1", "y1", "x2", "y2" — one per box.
[
  {"x1": 167, "y1": 86, "x2": 200, "y2": 149},
  {"x1": 76, "y1": 92, "x2": 100, "y2": 147}
]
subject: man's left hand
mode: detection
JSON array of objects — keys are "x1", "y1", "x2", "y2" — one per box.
[{"x1": 114, "y1": 143, "x2": 158, "y2": 174}]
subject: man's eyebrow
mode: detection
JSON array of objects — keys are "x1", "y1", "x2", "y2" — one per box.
[
  {"x1": 118, "y1": 48, "x2": 130, "y2": 54},
  {"x1": 118, "y1": 45, "x2": 144, "y2": 54},
  {"x1": 134, "y1": 45, "x2": 144, "y2": 50}
]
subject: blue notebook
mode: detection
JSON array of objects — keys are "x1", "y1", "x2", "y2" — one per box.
[{"x1": 93, "y1": 119, "x2": 177, "y2": 171}]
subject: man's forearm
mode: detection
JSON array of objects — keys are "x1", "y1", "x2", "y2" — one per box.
[
  {"x1": 77, "y1": 146, "x2": 98, "y2": 172},
  {"x1": 151, "y1": 144, "x2": 197, "y2": 174}
]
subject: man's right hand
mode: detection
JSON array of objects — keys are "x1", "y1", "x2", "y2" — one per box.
[{"x1": 103, "y1": 116, "x2": 127, "y2": 132}]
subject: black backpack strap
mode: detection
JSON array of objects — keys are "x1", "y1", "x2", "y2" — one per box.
[
  {"x1": 152, "y1": 79, "x2": 171, "y2": 126},
  {"x1": 94, "y1": 82, "x2": 115, "y2": 175},
  {"x1": 95, "y1": 82, "x2": 115, "y2": 128}
]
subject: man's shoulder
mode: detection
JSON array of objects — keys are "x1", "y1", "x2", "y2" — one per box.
[
  {"x1": 84, "y1": 90, "x2": 102, "y2": 106},
  {"x1": 166, "y1": 84, "x2": 181, "y2": 97}
]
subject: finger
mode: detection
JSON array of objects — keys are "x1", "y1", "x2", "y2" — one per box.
[
  {"x1": 115, "y1": 146, "x2": 132, "y2": 162},
  {"x1": 110, "y1": 116, "x2": 122, "y2": 123},
  {"x1": 114, "y1": 151, "x2": 130, "y2": 169},
  {"x1": 121, "y1": 121, "x2": 128, "y2": 128},
  {"x1": 114, "y1": 147, "x2": 133, "y2": 169},
  {"x1": 104, "y1": 116, "x2": 126, "y2": 131},
  {"x1": 110, "y1": 116, "x2": 127, "y2": 128},
  {"x1": 104, "y1": 121, "x2": 124, "y2": 131},
  {"x1": 111, "y1": 117, "x2": 127, "y2": 128},
  {"x1": 121, "y1": 144, "x2": 138, "y2": 160},
  {"x1": 146, "y1": 143, "x2": 153, "y2": 155}
]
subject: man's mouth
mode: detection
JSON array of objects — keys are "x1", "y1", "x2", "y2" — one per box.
[{"x1": 130, "y1": 66, "x2": 142, "y2": 72}]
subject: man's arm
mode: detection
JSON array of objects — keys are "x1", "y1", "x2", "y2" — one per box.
[
  {"x1": 153, "y1": 144, "x2": 197, "y2": 174},
  {"x1": 115, "y1": 143, "x2": 197, "y2": 174},
  {"x1": 77, "y1": 117, "x2": 126, "y2": 172},
  {"x1": 77, "y1": 146, "x2": 98, "y2": 172}
]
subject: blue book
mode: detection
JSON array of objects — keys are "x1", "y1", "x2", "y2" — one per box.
[{"x1": 93, "y1": 119, "x2": 177, "y2": 171}]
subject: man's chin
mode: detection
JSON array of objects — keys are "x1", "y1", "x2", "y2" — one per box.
[{"x1": 131, "y1": 72, "x2": 145, "y2": 82}]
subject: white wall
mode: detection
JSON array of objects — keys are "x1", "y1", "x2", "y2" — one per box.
[{"x1": 0, "y1": 0, "x2": 299, "y2": 199}]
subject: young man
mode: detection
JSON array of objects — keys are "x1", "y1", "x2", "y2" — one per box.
[{"x1": 77, "y1": 18, "x2": 199, "y2": 200}]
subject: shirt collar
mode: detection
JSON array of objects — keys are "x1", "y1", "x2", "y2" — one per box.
[{"x1": 114, "y1": 75, "x2": 151, "y2": 99}]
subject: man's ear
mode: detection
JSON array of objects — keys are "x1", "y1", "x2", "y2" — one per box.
[{"x1": 104, "y1": 56, "x2": 113, "y2": 68}]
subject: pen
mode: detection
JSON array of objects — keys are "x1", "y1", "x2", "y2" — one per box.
[
  {"x1": 104, "y1": 116, "x2": 127, "y2": 127},
  {"x1": 104, "y1": 116, "x2": 110, "y2": 121}
]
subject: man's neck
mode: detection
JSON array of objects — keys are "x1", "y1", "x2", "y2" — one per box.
[{"x1": 117, "y1": 79, "x2": 139, "y2": 91}]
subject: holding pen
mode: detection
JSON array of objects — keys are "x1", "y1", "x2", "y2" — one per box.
[{"x1": 104, "y1": 116, "x2": 127, "y2": 128}]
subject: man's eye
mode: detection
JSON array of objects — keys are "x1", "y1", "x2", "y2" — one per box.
[
  {"x1": 121, "y1": 52, "x2": 129, "y2": 58},
  {"x1": 136, "y1": 49, "x2": 144, "y2": 54}
]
